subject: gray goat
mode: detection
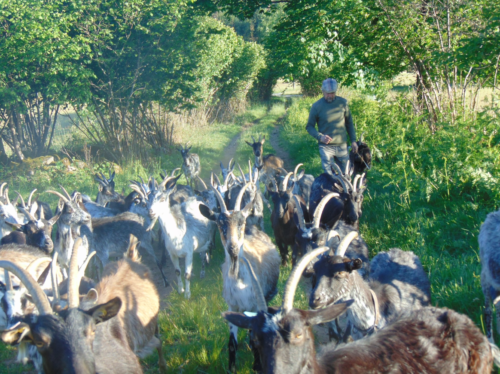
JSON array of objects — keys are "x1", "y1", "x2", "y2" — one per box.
[
  {"x1": 199, "y1": 182, "x2": 280, "y2": 373},
  {"x1": 179, "y1": 143, "x2": 201, "y2": 189},
  {"x1": 310, "y1": 232, "x2": 431, "y2": 341},
  {"x1": 479, "y1": 208, "x2": 500, "y2": 342},
  {"x1": 224, "y1": 246, "x2": 499, "y2": 374},
  {"x1": 94, "y1": 171, "x2": 122, "y2": 207},
  {"x1": 0, "y1": 183, "x2": 24, "y2": 240}
]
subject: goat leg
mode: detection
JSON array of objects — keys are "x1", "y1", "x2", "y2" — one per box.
[
  {"x1": 250, "y1": 332, "x2": 263, "y2": 373},
  {"x1": 276, "y1": 240, "x2": 288, "y2": 266},
  {"x1": 155, "y1": 324, "x2": 168, "y2": 373},
  {"x1": 199, "y1": 251, "x2": 207, "y2": 279},
  {"x1": 184, "y1": 252, "x2": 193, "y2": 299},
  {"x1": 482, "y1": 276, "x2": 495, "y2": 343},
  {"x1": 169, "y1": 253, "x2": 184, "y2": 295},
  {"x1": 228, "y1": 324, "x2": 238, "y2": 373}
]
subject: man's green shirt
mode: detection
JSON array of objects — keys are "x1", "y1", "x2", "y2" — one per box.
[{"x1": 306, "y1": 96, "x2": 356, "y2": 146}]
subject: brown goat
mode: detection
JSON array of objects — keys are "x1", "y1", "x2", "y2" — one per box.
[{"x1": 81, "y1": 234, "x2": 167, "y2": 372}]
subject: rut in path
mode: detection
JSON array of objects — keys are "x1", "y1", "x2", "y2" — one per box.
[{"x1": 269, "y1": 122, "x2": 294, "y2": 172}]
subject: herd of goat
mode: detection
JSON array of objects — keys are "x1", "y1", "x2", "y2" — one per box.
[{"x1": 0, "y1": 136, "x2": 500, "y2": 373}]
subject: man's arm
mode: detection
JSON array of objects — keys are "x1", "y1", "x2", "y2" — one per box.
[{"x1": 306, "y1": 105, "x2": 322, "y2": 141}]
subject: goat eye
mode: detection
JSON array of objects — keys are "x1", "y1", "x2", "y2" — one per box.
[{"x1": 35, "y1": 341, "x2": 45, "y2": 348}]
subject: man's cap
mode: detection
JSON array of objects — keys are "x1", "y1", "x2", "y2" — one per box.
[{"x1": 322, "y1": 78, "x2": 338, "y2": 93}]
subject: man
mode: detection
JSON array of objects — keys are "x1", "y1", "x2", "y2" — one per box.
[{"x1": 306, "y1": 78, "x2": 357, "y2": 175}]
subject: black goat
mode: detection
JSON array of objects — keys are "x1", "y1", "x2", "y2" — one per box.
[
  {"x1": 95, "y1": 171, "x2": 123, "y2": 207},
  {"x1": 223, "y1": 246, "x2": 500, "y2": 374},
  {"x1": 269, "y1": 173, "x2": 310, "y2": 265}
]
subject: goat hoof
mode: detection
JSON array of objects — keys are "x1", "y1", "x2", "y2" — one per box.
[{"x1": 200, "y1": 270, "x2": 206, "y2": 279}]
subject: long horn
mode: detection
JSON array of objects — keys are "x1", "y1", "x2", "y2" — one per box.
[
  {"x1": 282, "y1": 246, "x2": 331, "y2": 314},
  {"x1": 251, "y1": 135, "x2": 256, "y2": 143},
  {"x1": 15, "y1": 191, "x2": 26, "y2": 208},
  {"x1": 171, "y1": 168, "x2": 181, "y2": 177},
  {"x1": 248, "y1": 160, "x2": 254, "y2": 184},
  {"x1": 242, "y1": 257, "x2": 267, "y2": 312},
  {"x1": 68, "y1": 238, "x2": 83, "y2": 308},
  {"x1": 281, "y1": 172, "x2": 293, "y2": 192},
  {"x1": 129, "y1": 184, "x2": 146, "y2": 200},
  {"x1": 313, "y1": 192, "x2": 340, "y2": 229},
  {"x1": 335, "y1": 231, "x2": 359, "y2": 257},
  {"x1": 27, "y1": 189, "x2": 37, "y2": 209},
  {"x1": 228, "y1": 158, "x2": 234, "y2": 170},
  {"x1": 51, "y1": 251, "x2": 60, "y2": 302},
  {"x1": 46, "y1": 190, "x2": 69, "y2": 203},
  {"x1": 4, "y1": 269, "x2": 12, "y2": 291},
  {"x1": 327, "y1": 231, "x2": 340, "y2": 255},
  {"x1": 294, "y1": 163, "x2": 303, "y2": 182},
  {"x1": 352, "y1": 175, "x2": 361, "y2": 193},
  {"x1": 26, "y1": 257, "x2": 52, "y2": 276},
  {"x1": 79, "y1": 251, "x2": 96, "y2": 278},
  {"x1": 4, "y1": 187, "x2": 10, "y2": 205},
  {"x1": 292, "y1": 196, "x2": 306, "y2": 230},
  {"x1": 196, "y1": 176, "x2": 208, "y2": 190},
  {"x1": 0, "y1": 261, "x2": 52, "y2": 315},
  {"x1": 235, "y1": 182, "x2": 252, "y2": 212},
  {"x1": 210, "y1": 173, "x2": 228, "y2": 214},
  {"x1": 358, "y1": 173, "x2": 366, "y2": 190},
  {"x1": 237, "y1": 163, "x2": 246, "y2": 183},
  {"x1": 59, "y1": 185, "x2": 72, "y2": 201},
  {"x1": 0, "y1": 182, "x2": 6, "y2": 197}
]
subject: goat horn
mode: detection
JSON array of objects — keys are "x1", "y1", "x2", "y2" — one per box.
[
  {"x1": 15, "y1": 191, "x2": 26, "y2": 209},
  {"x1": 222, "y1": 172, "x2": 231, "y2": 190},
  {"x1": 59, "y1": 185, "x2": 72, "y2": 201},
  {"x1": 27, "y1": 189, "x2": 37, "y2": 208},
  {"x1": 358, "y1": 173, "x2": 366, "y2": 190},
  {"x1": 242, "y1": 257, "x2": 267, "y2": 312},
  {"x1": 68, "y1": 238, "x2": 83, "y2": 308},
  {"x1": 335, "y1": 231, "x2": 358, "y2": 257},
  {"x1": 282, "y1": 246, "x2": 331, "y2": 314},
  {"x1": 292, "y1": 196, "x2": 306, "y2": 230},
  {"x1": 248, "y1": 160, "x2": 254, "y2": 184},
  {"x1": 210, "y1": 173, "x2": 228, "y2": 214},
  {"x1": 352, "y1": 175, "x2": 361, "y2": 193},
  {"x1": 4, "y1": 188, "x2": 10, "y2": 205},
  {"x1": 313, "y1": 192, "x2": 340, "y2": 229},
  {"x1": 46, "y1": 190, "x2": 69, "y2": 203},
  {"x1": 26, "y1": 257, "x2": 52, "y2": 276},
  {"x1": 129, "y1": 184, "x2": 146, "y2": 200},
  {"x1": 171, "y1": 168, "x2": 181, "y2": 177},
  {"x1": 0, "y1": 182, "x2": 6, "y2": 197},
  {"x1": 359, "y1": 132, "x2": 364, "y2": 143},
  {"x1": 51, "y1": 251, "x2": 60, "y2": 302},
  {"x1": 281, "y1": 172, "x2": 293, "y2": 192},
  {"x1": 235, "y1": 182, "x2": 252, "y2": 212},
  {"x1": 4, "y1": 269, "x2": 13, "y2": 291},
  {"x1": 196, "y1": 176, "x2": 208, "y2": 191},
  {"x1": 251, "y1": 135, "x2": 256, "y2": 143},
  {"x1": 213, "y1": 173, "x2": 222, "y2": 188},
  {"x1": 79, "y1": 251, "x2": 96, "y2": 279},
  {"x1": 237, "y1": 163, "x2": 246, "y2": 183},
  {"x1": 0, "y1": 261, "x2": 52, "y2": 315},
  {"x1": 327, "y1": 231, "x2": 340, "y2": 255},
  {"x1": 228, "y1": 158, "x2": 234, "y2": 169},
  {"x1": 294, "y1": 163, "x2": 303, "y2": 182}
]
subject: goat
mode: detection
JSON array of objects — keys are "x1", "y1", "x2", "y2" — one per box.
[
  {"x1": 15, "y1": 189, "x2": 53, "y2": 221},
  {"x1": 293, "y1": 193, "x2": 369, "y2": 278},
  {"x1": 310, "y1": 232, "x2": 431, "y2": 342},
  {"x1": 269, "y1": 172, "x2": 310, "y2": 265},
  {"x1": 80, "y1": 234, "x2": 167, "y2": 372},
  {"x1": 349, "y1": 132, "x2": 372, "y2": 175},
  {"x1": 199, "y1": 182, "x2": 280, "y2": 373},
  {"x1": 179, "y1": 143, "x2": 201, "y2": 189},
  {"x1": 479, "y1": 208, "x2": 500, "y2": 343},
  {"x1": 223, "y1": 245, "x2": 500, "y2": 374},
  {"x1": 146, "y1": 173, "x2": 215, "y2": 299},
  {"x1": 291, "y1": 164, "x2": 314, "y2": 208},
  {"x1": 0, "y1": 240, "x2": 144, "y2": 374},
  {"x1": 0, "y1": 183, "x2": 23, "y2": 240},
  {"x1": 245, "y1": 134, "x2": 284, "y2": 170},
  {"x1": 95, "y1": 171, "x2": 123, "y2": 207}
]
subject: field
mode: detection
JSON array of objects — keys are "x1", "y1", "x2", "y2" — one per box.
[{"x1": 1, "y1": 88, "x2": 500, "y2": 373}]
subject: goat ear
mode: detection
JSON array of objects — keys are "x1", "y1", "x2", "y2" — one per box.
[
  {"x1": 1, "y1": 323, "x2": 33, "y2": 345},
  {"x1": 47, "y1": 211, "x2": 62, "y2": 226},
  {"x1": 110, "y1": 171, "x2": 115, "y2": 180},
  {"x1": 245, "y1": 141, "x2": 252, "y2": 147},
  {"x1": 199, "y1": 204, "x2": 217, "y2": 221},
  {"x1": 260, "y1": 138, "x2": 265, "y2": 145},
  {"x1": 82, "y1": 288, "x2": 99, "y2": 304},
  {"x1": 4, "y1": 221, "x2": 21, "y2": 229},
  {"x1": 222, "y1": 312, "x2": 254, "y2": 330},
  {"x1": 87, "y1": 297, "x2": 122, "y2": 324},
  {"x1": 304, "y1": 300, "x2": 354, "y2": 326}
]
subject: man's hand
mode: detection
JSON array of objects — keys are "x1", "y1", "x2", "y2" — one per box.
[
  {"x1": 351, "y1": 142, "x2": 359, "y2": 153},
  {"x1": 320, "y1": 135, "x2": 332, "y2": 144}
]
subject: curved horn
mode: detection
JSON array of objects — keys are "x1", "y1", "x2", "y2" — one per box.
[
  {"x1": 68, "y1": 238, "x2": 83, "y2": 308},
  {"x1": 26, "y1": 257, "x2": 52, "y2": 276},
  {"x1": 59, "y1": 185, "x2": 72, "y2": 201},
  {"x1": 46, "y1": 190, "x2": 69, "y2": 203},
  {"x1": 79, "y1": 251, "x2": 96, "y2": 279},
  {"x1": 248, "y1": 160, "x2": 254, "y2": 184},
  {"x1": 294, "y1": 163, "x2": 303, "y2": 182},
  {"x1": 358, "y1": 173, "x2": 366, "y2": 190},
  {"x1": 242, "y1": 257, "x2": 267, "y2": 312},
  {"x1": 0, "y1": 261, "x2": 52, "y2": 314},
  {"x1": 196, "y1": 176, "x2": 208, "y2": 190},
  {"x1": 171, "y1": 168, "x2": 181, "y2": 177},
  {"x1": 235, "y1": 182, "x2": 252, "y2": 212},
  {"x1": 282, "y1": 246, "x2": 331, "y2": 314},
  {"x1": 237, "y1": 163, "x2": 246, "y2": 183},
  {"x1": 15, "y1": 191, "x2": 26, "y2": 208},
  {"x1": 27, "y1": 188, "x2": 36, "y2": 205},
  {"x1": 251, "y1": 135, "x2": 256, "y2": 143},
  {"x1": 4, "y1": 269, "x2": 12, "y2": 291},
  {"x1": 0, "y1": 182, "x2": 6, "y2": 197},
  {"x1": 281, "y1": 172, "x2": 293, "y2": 192},
  {"x1": 4, "y1": 188, "x2": 10, "y2": 205},
  {"x1": 327, "y1": 231, "x2": 340, "y2": 255},
  {"x1": 292, "y1": 196, "x2": 306, "y2": 230},
  {"x1": 228, "y1": 158, "x2": 234, "y2": 170},
  {"x1": 51, "y1": 251, "x2": 60, "y2": 302},
  {"x1": 312, "y1": 192, "x2": 340, "y2": 229},
  {"x1": 129, "y1": 184, "x2": 146, "y2": 200},
  {"x1": 210, "y1": 173, "x2": 228, "y2": 214},
  {"x1": 335, "y1": 231, "x2": 359, "y2": 257},
  {"x1": 352, "y1": 175, "x2": 361, "y2": 193}
]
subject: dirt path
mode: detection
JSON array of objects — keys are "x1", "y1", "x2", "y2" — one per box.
[{"x1": 269, "y1": 120, "x2": 294, "y2": 171}]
